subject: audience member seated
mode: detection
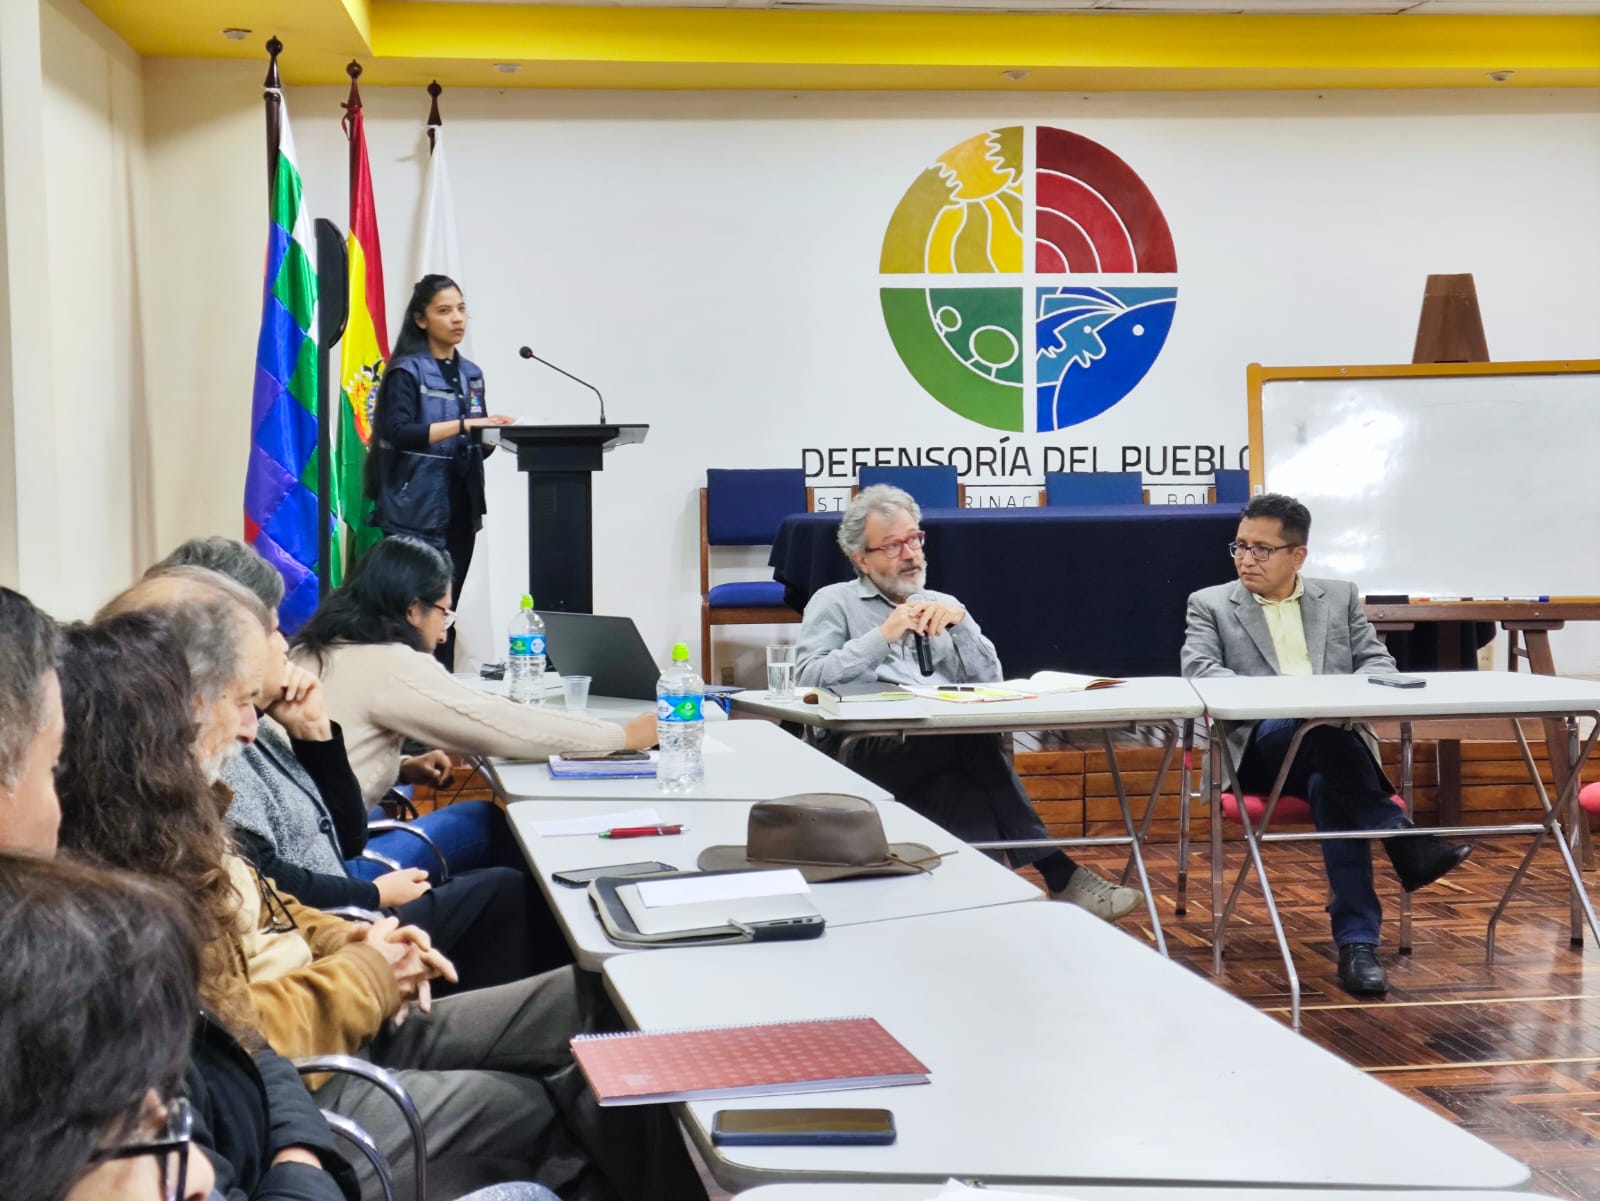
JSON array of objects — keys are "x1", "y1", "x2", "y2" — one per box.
[
  {"x1": 1181, "y1": 491, "x2": 1471, "y2": 996},
  {"x1": 59, "y1": 582, "x2": 705, "y2": 1201},
  {"x1": 0, "y1": 588, "x2": 362, "y2": 1201},
  {"x1": 153, "y1": 539, "x2": 569, "y2": 984},
  {"x1": 795, "y1": 485, "x2": 1142, "y2": 920},
  {"x1": 154, "y1": 537, "x2": 522, "y2": 880},
  {"x1": 291, "y1": 536, "x2": 656, "y2": 810}
]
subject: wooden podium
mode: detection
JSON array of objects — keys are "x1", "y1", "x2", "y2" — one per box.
[{"x1": 490, "y1": 424, "x2": 648, "y2": 613}]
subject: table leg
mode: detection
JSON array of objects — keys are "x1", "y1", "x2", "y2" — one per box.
[
  {"x1": 1488, "y1": 717, "x2": 1600, "y2": 956},
  {"x1": 1398, "y1": 723, "x2": 1414, "y2": 956},
  {"x1": 1515, "y1": 626, "x2": 1592, "y2": 869},
  {"x1": 1102, "y1": 727, "x2": 1170, "y2": 958},
  {"x1": 1212, "y1": 721, "x2": 1305, "y2": 1029}
]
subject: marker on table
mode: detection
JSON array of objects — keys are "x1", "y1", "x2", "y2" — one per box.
[
  {"x1": 601, "y1": 824, "x2": 684, "y2": 839},
  {"x1": 1478, "y1": 596, "x2": 1551, "y2": 603}
]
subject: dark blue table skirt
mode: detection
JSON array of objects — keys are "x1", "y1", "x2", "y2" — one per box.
[{"x1": 769, "y1": 504, "x2": 1242, "y2": 680}]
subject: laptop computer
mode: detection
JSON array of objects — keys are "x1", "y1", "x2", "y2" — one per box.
[{"x1": 536, "y1": 612, "x2": 663, "y2": 700}]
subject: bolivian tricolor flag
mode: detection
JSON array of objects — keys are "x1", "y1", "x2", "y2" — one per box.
[{"x1": 333, "y1": 70, "x2": 388, "y2": 581}]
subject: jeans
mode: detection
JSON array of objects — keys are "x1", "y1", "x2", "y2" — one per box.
[
  {"x1": 350, "y1": 800, "x2": 526, "y2": 881},
  {"x1": 1238, "y1": 718, "x2": 1406, "y2": 947}
]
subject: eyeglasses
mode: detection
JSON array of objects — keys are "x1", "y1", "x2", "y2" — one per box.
[
  {"x1": 87, "y1": 1096, "x2": 193, "y2": 1201},
  {"x1": 256, "y1": 870, "x2": 299, "y2": 935},
  {"x1": 430, "y1": 602, "x2": 457, "y2": 631},
  {"x1": 864, "y1": 530, "x2": 927, "y2": 560},
  {"x1": 1228, "y1": 541, "x2": 1302, "y2": 563}
]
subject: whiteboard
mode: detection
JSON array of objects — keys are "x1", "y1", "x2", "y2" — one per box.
[{"x1": 1256, "y1": 364, "x2": 1600, "y2": 599}]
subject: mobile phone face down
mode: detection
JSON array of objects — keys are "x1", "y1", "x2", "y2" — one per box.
[
  {"x1": 1368, "y1": 675, "x2": 1426, "y2": 689},
  {"x1": 562, "y1": 750, "x2": 651, "y2": 762},
  {"x1": 551, "y1": 861, "x2": 676, "y2": 887},
  {"x1": 710, "y1": 1108, "x2": 896, "y2": 1146}
]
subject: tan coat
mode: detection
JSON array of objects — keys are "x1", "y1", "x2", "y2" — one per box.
[{"x1": 208, "y1": 852, "x2": 401, "y2": 1061}]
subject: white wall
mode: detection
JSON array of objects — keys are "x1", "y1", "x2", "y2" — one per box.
[{"x1": 134, "y1": 73, "x2": 1600, "y2": 676}]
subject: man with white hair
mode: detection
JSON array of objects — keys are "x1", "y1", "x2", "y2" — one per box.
[{"x1": 795, "y1": 485, "x2": 1141, "y2": 920}]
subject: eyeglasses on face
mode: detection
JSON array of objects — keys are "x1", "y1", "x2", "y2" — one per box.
[
  {"x1": 864, "y1": 530, "x2": 927, "y2": 560},
  {"x1": 429, "y1": 601, "x2": 458, "y2": 631},
  {"x1": 86, "y1": 1095, "x2": 193, "y2": 1201},
  {"x1": 1228, "y1": 540, "x2": 1301, "y2": 563}
]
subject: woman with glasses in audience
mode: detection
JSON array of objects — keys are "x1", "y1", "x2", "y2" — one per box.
[{"x1": 292, "y1": 535, "x2": 655, "y2": 814}]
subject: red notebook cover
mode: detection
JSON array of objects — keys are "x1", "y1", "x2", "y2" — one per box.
[{"x1": 571, "y1": 1016, "x2": 930, "y2": 1106}]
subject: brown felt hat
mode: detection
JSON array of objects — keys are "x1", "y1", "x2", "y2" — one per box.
[{"x1": 697, "y1": 793, "x2": 942, "y2": 883}]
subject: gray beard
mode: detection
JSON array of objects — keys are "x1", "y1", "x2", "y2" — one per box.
[
  {"x1": 871, "y1": 566, "x2": 927, "y2": 603},
  {"x1": 201, "y1": 741, "x2": 243, "y2": 785}
]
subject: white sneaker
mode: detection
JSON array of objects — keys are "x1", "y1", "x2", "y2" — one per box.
[{"x1": 1050, "y1": 867, "x2": 1142, "y2": 921}]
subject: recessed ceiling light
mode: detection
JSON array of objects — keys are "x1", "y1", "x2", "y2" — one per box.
[
  {"x1": 494, "y1": 63, "x2": 520, "y2": 74},
  {"x1": 1003, "y1": 69, "x2": 1030, "y2": 82},
  {"x1": 1487, "y1": 70, "x2": 1514, "y2": 82},
  {"x1": 221, "y1": 27, "x2": 251, "y2": 41}
]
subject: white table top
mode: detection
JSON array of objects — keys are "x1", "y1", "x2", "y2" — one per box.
[
  {"x1": 731, "y1": 677, "x2": 1203, "y2": 733},
  {"x1": 490, "y1": 719, "x2": 890, "y2": 803},
  {"x1": 603, "y1": 904, "x2": 1526, "y2": 1192},
  {"x1": 734, "y1": 1189, "x2": 1554, "y2": 1201},
  {"x1": 1192, "y1": 670, "x2": 1600, "y2": 722},
  {"x1": 509, "y1": 798, "x2": 1040, "y2": 971}
]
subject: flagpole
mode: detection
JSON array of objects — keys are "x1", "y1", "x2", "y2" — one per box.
[{"x1": 263, "y1": 37, "x2": 282, "y2": 189}]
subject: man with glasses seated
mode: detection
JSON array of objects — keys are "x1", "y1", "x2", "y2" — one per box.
[
  {"x1": 794, "y1": 484, "x2": 1142, "y2": 920},
  {"x1": 1182, "y1": 492, "x2": 1471, "y2": 996}
]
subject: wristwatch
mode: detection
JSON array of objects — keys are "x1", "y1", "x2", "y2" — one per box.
[{"x1": 459, "y1": 417, "x2": 468, "y2": 437}]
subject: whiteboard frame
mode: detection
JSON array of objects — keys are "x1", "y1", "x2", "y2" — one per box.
[{"x1": 1245, "y1": 357, "x2": 1600, "y2": 603}]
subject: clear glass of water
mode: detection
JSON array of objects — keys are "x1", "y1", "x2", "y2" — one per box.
[
  {"x1": 766, "y1": 644, "x2": 798, "y2": 700},
  {"x1": 561, "y1": 675, "x2": 592, "y2": 713}
]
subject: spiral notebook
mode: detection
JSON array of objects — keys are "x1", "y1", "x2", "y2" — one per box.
[{"x1": 570, "y1": 1016, "x2": 930, "y2": 1106}]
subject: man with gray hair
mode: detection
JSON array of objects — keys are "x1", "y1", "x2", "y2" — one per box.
[
  {"x1": 795, "y1": 485, "x2": 1141, "y2": 920},
  {"x1": 0, "y1": 589, "x2": 64, "y2": 853}
]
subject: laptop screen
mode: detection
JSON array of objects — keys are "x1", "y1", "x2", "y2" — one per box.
[{"x1": 535, "y1": 612, "x2": 662, "y2": 700}]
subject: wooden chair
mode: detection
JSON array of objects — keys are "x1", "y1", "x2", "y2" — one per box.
[
  {"x1": 1037, "y1": 471, "x2": 1148, "y2": 506},
  {"x1": 700, "y1": 468, "x2": 812, "y2": 683},
  {"x1": 856, "y1": 465, "x2": 966, "y2": 509}
]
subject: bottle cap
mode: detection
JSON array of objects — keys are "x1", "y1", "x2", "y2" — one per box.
[
  {"x1": 671, "y1": 642, "x2": 690, "y2": 662},
  {"x1": 520, "y1": 594, "x2": 534, "y2": 610}
]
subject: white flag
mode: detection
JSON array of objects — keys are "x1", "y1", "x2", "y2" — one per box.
[{"x1": 413, "y1": 124, "x2": 496, "y2": 671}]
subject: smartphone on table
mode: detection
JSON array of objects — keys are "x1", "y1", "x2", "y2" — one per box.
[
  {"x1": 710, "y1": 1108, "x2": 896, "y2": 1146},
  {"x1": 561, "y1": 750, "x2": 651, "y2": 762},
  {"x1": 551, "y1": 861, "x2": 676, "y2": 888}
]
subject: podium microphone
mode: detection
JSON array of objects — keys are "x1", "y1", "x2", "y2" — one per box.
[{"x1": 518, "y1": 346, "x2": 607, "y2": 425}]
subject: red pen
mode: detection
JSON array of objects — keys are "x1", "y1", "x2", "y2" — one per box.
[{"x1": 600, "y1": 825, "x2": 684, "y2": 839}]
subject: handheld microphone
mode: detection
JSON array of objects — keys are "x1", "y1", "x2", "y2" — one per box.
[
  {"x1": 517, "y1": 346, "x2": 607, "y2": 425},
  {"x1": 913, "y1": 632, "x2": 934, "y2": 677}
]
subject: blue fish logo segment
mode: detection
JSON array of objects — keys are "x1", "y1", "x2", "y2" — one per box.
[{"x1": 1035, "y1": 286, "x2": 1177, "y2": 432}]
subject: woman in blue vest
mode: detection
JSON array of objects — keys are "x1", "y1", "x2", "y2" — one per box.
[{"x1": 367, "y1": 273, "x2": 513, "y2": 668}]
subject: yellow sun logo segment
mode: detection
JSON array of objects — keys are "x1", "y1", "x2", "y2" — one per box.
[{"x1": 880, "y1": 127, "x2": 1023, "y2": 275}]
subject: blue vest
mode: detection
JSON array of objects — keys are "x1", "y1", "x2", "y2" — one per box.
[{"x1": 373, "y1": 352, "x2": 487, "y2": 539}]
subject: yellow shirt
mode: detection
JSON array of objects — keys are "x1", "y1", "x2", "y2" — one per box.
[{"x1": 1255, "y1": 576, "x2": 1312, "y2": 676}]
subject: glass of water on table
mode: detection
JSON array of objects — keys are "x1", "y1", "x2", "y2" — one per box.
[{"x1": 766, "y1": 644, "x2": 797, "y2": 700}]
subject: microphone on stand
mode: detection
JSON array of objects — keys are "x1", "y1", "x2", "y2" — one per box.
[{"x1": 518, "y1": 346, "x2": 607, "y2": 425}]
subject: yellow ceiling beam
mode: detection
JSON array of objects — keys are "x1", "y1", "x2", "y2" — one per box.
[{"x1": 76, "y1": 0, "x2": 1600, "y2": 91}]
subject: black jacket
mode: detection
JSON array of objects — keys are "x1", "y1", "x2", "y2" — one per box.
[{"x1": 186, "y1": 1011, "x2": 359, "y2": 1201}]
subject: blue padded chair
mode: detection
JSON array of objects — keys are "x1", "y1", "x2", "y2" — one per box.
[
  {"x1": 856, "y1": 465, "x2": 965, "y2": 510},
  {"x1": 701, "y1": 468, "x2": 812, "y2": 683},
  {"x1": 1040, "y1": 471, "x2": 1147, "y2": 506},
  {"x1": 1213, "y1": 468, "x2": 1251, "y2": 504}
]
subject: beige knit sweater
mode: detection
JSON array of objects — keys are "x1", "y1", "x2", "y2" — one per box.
[{"x1": 298, "y1": 641, "x2": 626, "y2": 803}]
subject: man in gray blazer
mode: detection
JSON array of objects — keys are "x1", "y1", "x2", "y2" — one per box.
[{"x1": 1181, "y1": 493, "x2": 1469, "y2": 995}]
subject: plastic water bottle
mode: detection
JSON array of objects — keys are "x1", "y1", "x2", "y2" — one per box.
[
  {"x1": 507, "y1": 595, "x2": 546, "y2": 704},
  {"x1": 656, "y1": 642, "x2": 704, "y2": 792}
]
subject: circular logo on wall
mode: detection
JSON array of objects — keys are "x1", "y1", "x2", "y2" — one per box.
[{"x1": 880, "y1": 125, "x2": 1178, "y2": 433}]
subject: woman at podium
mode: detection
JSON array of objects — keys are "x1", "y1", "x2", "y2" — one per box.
[{"x1": 366, "y1": 273, "x2": 513, "y2": 667}]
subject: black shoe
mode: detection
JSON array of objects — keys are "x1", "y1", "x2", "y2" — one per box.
[
  {"x1": 1337, "y1": 943, "x2": 1388, "y2": 995},
  {"x1": 1389, "y1": 835, "x2": 1472, "y2": 893}
]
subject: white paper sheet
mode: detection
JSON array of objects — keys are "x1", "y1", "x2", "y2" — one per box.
[
  {"x1": 530, "y1": 807, "x2": 662, "y2": 838},
  {"x1": 634, "y1": 868, "x2": 810, "y2": 909}
]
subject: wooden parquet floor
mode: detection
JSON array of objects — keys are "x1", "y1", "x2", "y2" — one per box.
[{"x1": 1049, "y1": 839, "x2": 1600, "y2": 1200}]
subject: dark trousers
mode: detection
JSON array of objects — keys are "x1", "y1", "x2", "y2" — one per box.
[
  {"x1": 394, "y1": 866, "x2": 574, "y2": 995},
  {"x1": 437, "y1": 517, "x2": 477, "y2": 671},
  {"x1": 1238, "y1": 718, "x2": 1408, "y2": 947},
  {"x1": 822, "y1": 732, "x2": 1073, "y2": 870}
]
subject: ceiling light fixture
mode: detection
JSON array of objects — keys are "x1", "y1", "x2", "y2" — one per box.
[
  {"x1": 494, "y1": 63, "x2": 520, "y2": 74},
  {"x1": 1003, "y1": 69, "x2": 1030, "y2": 82},
  {"x1": 221, "y1": 27, "x2": 251, "y2": 41},
  {"x1": 1487, "y1": 70, "x2": 1514, "y2": 82}
]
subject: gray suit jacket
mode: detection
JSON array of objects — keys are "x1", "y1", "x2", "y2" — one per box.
[{"x1": 1180, "y1": 576, "x2": 1397, "y2": 770}]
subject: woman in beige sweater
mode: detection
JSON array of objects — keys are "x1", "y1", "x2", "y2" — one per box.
[{"x1": 292, "y1": 535, "x2": 655, "y2": 805}]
